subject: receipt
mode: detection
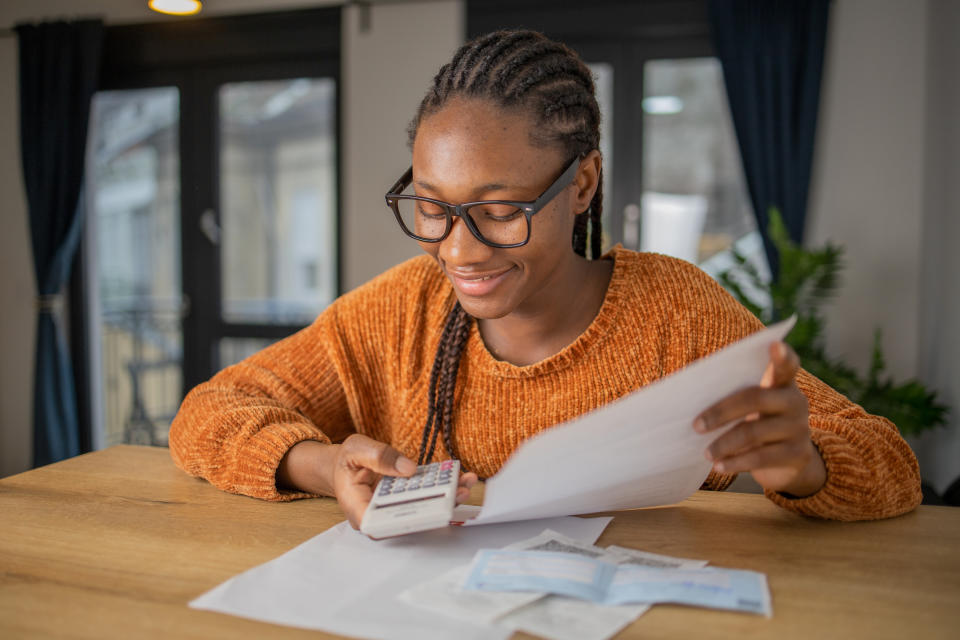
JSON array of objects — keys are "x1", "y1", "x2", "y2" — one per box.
[
  {"x1": 497, "y1": 531, "x2": 709, "y2": 640},
  {"x1": 463, "y1": 549, "x2": 772, "y2": 617}
]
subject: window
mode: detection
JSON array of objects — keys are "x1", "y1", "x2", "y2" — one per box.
[{"x1": 79, "y1": 8, "x2": 341, "y2": 448}]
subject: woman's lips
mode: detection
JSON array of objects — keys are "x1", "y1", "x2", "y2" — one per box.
[{"x1": 448, "y1": 267, "x2": 514, "y2": 297}]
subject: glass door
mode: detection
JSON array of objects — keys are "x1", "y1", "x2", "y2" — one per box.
[
  {"x1": 85, "y1": 87, "x2": 184, "y2": 447},
  {"x1": 84, "y1": 68, "x2": 339, "y2": 448},
  {"x1": 216, "y1": 77, "x2": 339, "y2": 367}
]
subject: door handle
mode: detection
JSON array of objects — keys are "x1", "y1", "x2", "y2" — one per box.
[
  {"x1": 199, "y1": 209, "x2": 221, "y2": 246},
  {"x1": 623, "y1": 203, "x2": 640, "y2": 249}
]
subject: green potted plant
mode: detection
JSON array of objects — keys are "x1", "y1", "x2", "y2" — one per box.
[{"x1": 717, "y1": 209, "x2": 949, "y2": 437}]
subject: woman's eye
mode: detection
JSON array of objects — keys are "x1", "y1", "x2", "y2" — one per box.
[
  {"x1": 476, "y1": 206, "x2": 522, "y2": 221},
  {"x1": 416, "y1": 203, "x2": 446, "y2": 218}
]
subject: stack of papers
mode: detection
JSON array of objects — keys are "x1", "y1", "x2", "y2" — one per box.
[
  {"x1": 400, "y1": 529, "x2": 771, "y2": 640},
  {"x1": 464, "y1": 549, "x2": 771, "y2": 615}
]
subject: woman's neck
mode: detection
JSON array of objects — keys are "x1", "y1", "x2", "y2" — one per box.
[{"x1": 477, "y1": 255, "x2": 614, "y2": 367}]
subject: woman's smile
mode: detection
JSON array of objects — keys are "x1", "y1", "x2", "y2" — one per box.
[{"x1": 444, "y1": 265, "x2": 516, "y2": 297}]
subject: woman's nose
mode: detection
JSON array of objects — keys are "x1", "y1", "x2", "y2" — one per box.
[{"x1": 438, "y1": 215, "x2": 494, "y2": 265}]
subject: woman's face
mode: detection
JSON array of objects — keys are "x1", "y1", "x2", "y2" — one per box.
[{"x1": 411, "y1": 97, "x2": 596, "y2": 321}]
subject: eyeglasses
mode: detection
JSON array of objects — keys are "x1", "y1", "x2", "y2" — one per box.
[{"x1": 384, "y1": 156, "x2": 581, "y2": 248}]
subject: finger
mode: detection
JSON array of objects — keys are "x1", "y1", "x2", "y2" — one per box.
[
  {"x1": 459, "y1": 472, "x2": 479, "y2": 489},
  {"x1": 694, "y1": 385, "x2": 805, "y2": 433},
  {"x1": 338, "y1": 481, "x2": 374, "y2": 529},
  {"x1": 346, "y1": 436, "x2": 416, "y2": 477},
  {"x1": 455, "y1": 486, "x2": 471, "y2": 504},
  {"x1": 705, "y1": 415, "x2": 800, "y2": 462},
  {"x1": 768, "y1": 342, "x2": 800, "y2": 388},
  {"x1": 711, "y1": 440, "x2": 808, "y2": 475}
]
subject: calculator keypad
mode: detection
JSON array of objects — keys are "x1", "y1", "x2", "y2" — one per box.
[{"x1": 376, "y1": 460, "x2": 458, "y2": 497}]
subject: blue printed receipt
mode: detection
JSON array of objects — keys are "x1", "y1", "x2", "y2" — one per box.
[{"x1": 463, "y1": 549, "x2": 772, "y2": 617}]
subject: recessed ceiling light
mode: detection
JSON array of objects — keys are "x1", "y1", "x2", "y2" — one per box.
[
  {"x1": 642, "y1": 96, "x2": 684, "y2": 115},
  {"x1": 148, "y1": 0, "x2": 202, "y2": 16}
]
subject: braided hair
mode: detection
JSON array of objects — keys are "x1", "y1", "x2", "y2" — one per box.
[{"x1": 410, "y1": 30, "x2": 604, "y2": 468}]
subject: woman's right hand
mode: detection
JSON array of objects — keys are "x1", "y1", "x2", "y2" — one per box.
[{"x1": 278, "y1": 434, "x2": 477, "y2": 528}]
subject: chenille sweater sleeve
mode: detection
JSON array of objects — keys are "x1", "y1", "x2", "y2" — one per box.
[
  {"x1": 167, "y1": 254, "x2": 423, "y2": 501},
  {"x1": 168, "y1": 314, "x2": 354, "y2": 501},
  {"x1": 664, "y1": 258, "x2": 921, "y2": 520}
]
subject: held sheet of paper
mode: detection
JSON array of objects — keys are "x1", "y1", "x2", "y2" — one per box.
[{"x1": 464, "y1": 316, "x2": 795, "y2": 525}]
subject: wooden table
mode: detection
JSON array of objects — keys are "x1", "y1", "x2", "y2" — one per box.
[{"x1": 2, "y1": 445, "x2": 958, "y2": 639}]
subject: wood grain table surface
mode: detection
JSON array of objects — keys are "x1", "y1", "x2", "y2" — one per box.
[{"x1": 2, "y1": 445, "x2": 958, "y2": 639}]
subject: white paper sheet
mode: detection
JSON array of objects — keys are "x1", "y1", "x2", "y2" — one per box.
[
  {"x1": 189, "y1": 515, "x2": 611, "y2": 640},
  {"x1": 467, "y1": 317, "x2": 795, "y2": 525}
]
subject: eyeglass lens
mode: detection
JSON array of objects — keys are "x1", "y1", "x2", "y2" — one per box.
[{"x1": 394, "y1": 198, "x2": 528, "y2": 245}]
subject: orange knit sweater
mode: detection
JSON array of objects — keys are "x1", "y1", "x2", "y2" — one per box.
[{"x1": 169, "y1": 247, "x2": 922, "y2": 521}]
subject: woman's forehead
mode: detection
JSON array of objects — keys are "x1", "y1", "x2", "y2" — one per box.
[{"x1": 411, "y1": 98, "x2": 564, "y2": 197}]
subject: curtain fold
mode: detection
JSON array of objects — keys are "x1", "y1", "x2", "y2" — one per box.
[
  {"x1": 16, "y1": 20, "x2": 103, "y2": 467},
  {"x1": 708, "y1": 0, "x2": 830, "y2": 276}
]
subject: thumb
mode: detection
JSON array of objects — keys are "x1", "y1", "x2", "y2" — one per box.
[
  {"x1": 351, "y1": 437, "x2": 417, "y2": 477},
  {"x1": 766, "y1": 341, "x2": 800, "y2": 388}
]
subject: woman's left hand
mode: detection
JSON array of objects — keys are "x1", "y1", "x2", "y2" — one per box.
[{"x1": 693, "y1": 341, "x2": 826, "y2": 497}]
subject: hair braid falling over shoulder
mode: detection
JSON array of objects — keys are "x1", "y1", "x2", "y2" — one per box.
[{"x1": 412, "y1": 30, "x2": 604, "y2": 468}]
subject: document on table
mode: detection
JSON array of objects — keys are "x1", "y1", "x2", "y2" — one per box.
[
  {"x1": 398, "y1": 529, "x2": 709, "y2": 640},
  {"x1": 465, "y1": 316, "x2": 796, "y2": 525},
  {"x1": 189, "y1": 515, "x2": 611, "y2": 640},
  {"x1": 464, "y1": 549, "x2": 772, "y2": 617}
]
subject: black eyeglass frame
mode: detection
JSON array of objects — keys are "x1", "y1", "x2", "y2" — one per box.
[{"x1": 384, "y1": 156, "x2": 582, "y2": 248}]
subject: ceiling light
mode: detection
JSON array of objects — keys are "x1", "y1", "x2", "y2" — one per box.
[
  {"x1": 642, "y1": 96, "x2": 684, "y2": 115},
  {"x1": 149, "y1": 0, "x2": 202, "y2": 16}
]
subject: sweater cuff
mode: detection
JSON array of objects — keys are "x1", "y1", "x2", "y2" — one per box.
[
  {"x1": 764, "y1": 428, "x2": 874, "y2": 521},
  {"x1": 232, "y1": 423, "x2": 331, "y2": 502}
]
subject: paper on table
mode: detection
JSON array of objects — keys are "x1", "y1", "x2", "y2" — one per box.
[
  {"x1": 189, "y1": 515, "x2": 611, "y2": 640},
  {"x1": 496, "y1": 533, "x2": 709, "y2": 640},
  {"x1": 398, "y1": 529, "x2": 710, "y2": 640},
  {"x1": 464, "y1": 550, "x2": 772, "y2": 616},
  {"x1": 466, "y1": 317, "x2": 796, "y2": 525}
]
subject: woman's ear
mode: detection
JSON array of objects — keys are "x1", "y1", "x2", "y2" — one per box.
[{"x1": 572, "y1": 149, "x2": 602, "y2": 215}]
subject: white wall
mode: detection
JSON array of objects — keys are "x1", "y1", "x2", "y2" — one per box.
[
  {"x1": 807, "y1": 0, "x2": 959, "y2": 494},
  {"x1": 912, "y1": 0, "x2": 960, "y2": 495},
  {"x1": 342, "y1": 1, "x2": 464, "y2": 289},
  {"x1": 807, "y1": 0, "x2": 925, "y2": 380},
  {"x1": 0, "y1": 37, "x2": 35, "y2": 478}
]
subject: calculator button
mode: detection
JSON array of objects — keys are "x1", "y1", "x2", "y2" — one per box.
[{"x1": 423, "y1": 482, "x2": 435, "y2": 488}]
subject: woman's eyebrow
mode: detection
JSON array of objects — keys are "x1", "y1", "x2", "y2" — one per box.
[{"x1": 415, "y1": 179, "x2": 518, "y2": 196}]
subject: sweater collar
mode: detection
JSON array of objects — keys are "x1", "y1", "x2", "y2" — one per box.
[{"x1": 465, "y1": 245, "x2": 631, "y2": 379}]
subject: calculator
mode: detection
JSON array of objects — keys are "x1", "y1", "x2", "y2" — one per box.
[{"x1": 360, "y1": 460, "x2": 460, "y2": 539}]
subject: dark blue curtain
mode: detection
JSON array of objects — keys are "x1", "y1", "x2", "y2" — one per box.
[
  {"x1": 16, "y1": 20, "x2": 103, "y2": 467},
  {"x1": 708, "y1": 0, "x2": 829, "y2": 276}
]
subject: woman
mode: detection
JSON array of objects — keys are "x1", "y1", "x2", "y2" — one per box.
[{"x1": 169, "y1": 30, "x2": 921, "y2": 525}]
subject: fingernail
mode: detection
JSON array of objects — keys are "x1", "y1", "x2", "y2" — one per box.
[
  {"x1": 395, "y1": 456, "x2": 416, "y2": 475},
  {"x1": 693, "y1": 418, "x2": 706, "y2": 433},
  {"x1": 713, "y1": 461, "x2": 726, "y2": 473}
]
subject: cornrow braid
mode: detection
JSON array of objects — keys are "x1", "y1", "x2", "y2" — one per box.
[{"x1": 412, "y1": 30, "x2": 605, "y2": 469}]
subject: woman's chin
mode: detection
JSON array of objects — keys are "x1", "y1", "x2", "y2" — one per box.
[{"x1": 454, "y1": 295, "x2": 514, "y2": 321}]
